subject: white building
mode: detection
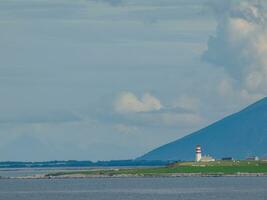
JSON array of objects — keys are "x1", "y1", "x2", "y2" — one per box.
[
  {"x1": 200, "y1": 155, "x2": 215, "y2": 162},
  {"x1": 195, "y1": 145, "x2": 202, "y2": 162},
  {"x1": 246, "y1": 156, "x2": 259, "y2": 161},
  {"x1": 195, "y1": 145, "x2": 215, "y2": 162}
]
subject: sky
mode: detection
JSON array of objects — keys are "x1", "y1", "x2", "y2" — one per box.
[{"x1": 0, "y1": 0, "x2": 266, "y2": 161}]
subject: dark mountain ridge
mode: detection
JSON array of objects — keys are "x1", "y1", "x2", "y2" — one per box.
[{"x1": 138, "y1": 97, "x2": 267, "y2": 161}]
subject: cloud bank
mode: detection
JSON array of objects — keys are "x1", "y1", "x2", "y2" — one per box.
[{"x1": 203, "y1": 0, "x2": 267, "y2": 95}]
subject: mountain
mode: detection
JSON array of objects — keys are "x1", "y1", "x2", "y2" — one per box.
[{"x1": 138, "y1": 97, "x2": 267, "y2": 161}]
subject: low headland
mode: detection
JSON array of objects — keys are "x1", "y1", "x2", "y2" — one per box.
[{"x1": 43, "y1": 160, "x2": 267, "y2": 179}]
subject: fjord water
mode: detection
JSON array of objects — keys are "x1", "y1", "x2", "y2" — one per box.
[{"x1": 0, "y1": 177, "x2": 266, "y2": 200}]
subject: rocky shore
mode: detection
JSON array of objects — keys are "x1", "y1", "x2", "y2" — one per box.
[{"x1": 1, "y1": 173, "x2": 267, "y2": 179}]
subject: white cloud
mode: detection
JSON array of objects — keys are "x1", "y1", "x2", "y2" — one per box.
[
  {"x1": 112, "y1": 92, "x2": 205, "y2": 128},
  {"x1": 114, "y1": 92, "x2": 162, "y2": 113},
  {"x1": 203, "y1": 0, "x2": 267, "y2": 95}
]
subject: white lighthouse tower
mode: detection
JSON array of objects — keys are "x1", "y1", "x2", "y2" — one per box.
[{"x1": 195, "y1": 145, "x2": 202, "y2": 162}]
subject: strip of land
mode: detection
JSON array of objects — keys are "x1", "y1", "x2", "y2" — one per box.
[
  {"x1": 41, "y1": 160, "x2": 267, "y2": 178},
  {"x1": 1, "y1": 160, "x2": 267, "y2": 179}
]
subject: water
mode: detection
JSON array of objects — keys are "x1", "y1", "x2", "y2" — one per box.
[{"x1": 0, "y1": 177, "x2": 266, "y2": 200}]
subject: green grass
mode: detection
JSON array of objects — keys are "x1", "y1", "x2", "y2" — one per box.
[{"x1": 47, "y1": 161, "x2": 267, "y2": 177}]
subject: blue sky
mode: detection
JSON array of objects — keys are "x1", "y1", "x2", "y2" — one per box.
[{"x1": 0, "y1": 0, "x2": 266, "y2": 161}]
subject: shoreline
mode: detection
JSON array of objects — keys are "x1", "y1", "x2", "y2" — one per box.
[
  {"x1": 2, "y1": 173, "x2": 267, "y2": 179},
  {"x1": 2, "y1": 160, "x2": 267, "y2": 179}
]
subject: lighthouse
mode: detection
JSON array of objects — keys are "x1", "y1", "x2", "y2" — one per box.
[{"x1": 195, "y1": 145, "x2": 202, "y2": 162}]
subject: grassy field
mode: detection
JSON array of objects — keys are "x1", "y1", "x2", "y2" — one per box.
[{"x1": 47, "y1": 160, "x2": 267, "y2": 177}]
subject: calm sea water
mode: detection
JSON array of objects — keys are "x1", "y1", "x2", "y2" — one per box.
[{"x1": 0, "y1": 177, "x2": 266, "y2": 200}]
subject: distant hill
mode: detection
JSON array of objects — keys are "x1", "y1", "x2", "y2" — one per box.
[{"x1": 138, "y1": 97, "x2": 267, "y2": 161}]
